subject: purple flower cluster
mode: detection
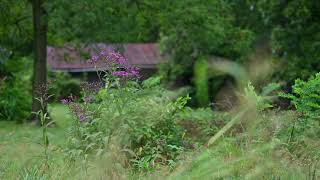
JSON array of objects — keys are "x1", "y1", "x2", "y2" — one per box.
[
  {"x1": 87, "y1": 49, "x2": 140, "y2": 79},
  {"x1": 87, "y1": 54, "x2": 99, "y2": 64},
  {"x1": 107, "y1": 51, "x2": 127, "y2": 66},
  {"x1": 61, "y1": 96, "x2": 88, "y2": 122},
  {"x1": 112, "y1": 67, "x2": 140, "y2": 78},
  {"x1": 61, "y1": 98, "x2": 71, "y2": 104}
]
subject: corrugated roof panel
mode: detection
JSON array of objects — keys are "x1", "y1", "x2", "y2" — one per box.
[{"x1": 47, "y1": 43, "x2": 163, "y2": 72}]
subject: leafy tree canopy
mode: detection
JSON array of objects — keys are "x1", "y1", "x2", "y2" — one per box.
[
  {"x1": 257, "y1": 0, "x2": 320, "y2": 82},
  {"x1": 159, "y1": 0, "x2": 254, "y2": 81}
]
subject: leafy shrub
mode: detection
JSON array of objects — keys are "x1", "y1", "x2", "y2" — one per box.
[
  {"x1": 280, "y1": 73, "x2": 320, "y2": 132},
  {"x1": 126, "y1": 93, "x2": 190, "y2": 171},
  {"x1": 242, "y1": 82, "x2": 277, "y2": 112},
  {"x1": 63, "y1": 50, "x2": 191, "y2": 172},
  {"x1": 0, "y1": 82, "x2": 31, "y2": 122},
  {"x1": 157, "y1": 61, "x2": 185, "y2": 86},
  {"x1": 48, "y1": 72, "x2": 81, "y2": 101},
  {"x1": 64, "y1": 78, "x2": 190, "y2": 171},
  {"x1": 0, "y1": 57, "x2": 31, "y2": 122}
]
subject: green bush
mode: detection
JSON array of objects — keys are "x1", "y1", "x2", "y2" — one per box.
[
  {"x1": 49, "y1": 72, "x2": 81, "y2": 101},
  {"x1": 64, "y1": 76, "x2": 191, "y2": 171},
  {"x1": 0, "y1": 57, "x2": 31, "y2": 122},
  {"x1": 0, "y1": 81, "x2": 31, "y2": 122},
  {"x1": 280, "y1": 73, "x2": 320, "y2": 131}
]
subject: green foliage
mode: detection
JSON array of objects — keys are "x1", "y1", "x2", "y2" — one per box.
[
  {"x1": 128, "y1": 95, "x2": 189, "y2": 171},
  {"x1": 0, "y1": 83, "x2": 30, "y2": 122},
  {"x1": 231, "y1": 0, "x2": 267, "y2": 34},
  {"x1": 0, "y1": 57, "x2": 31, "y2": 122},
  {"x1": 177, "y1": 107, "x2": 230, "y2": 140},
  {"x1": 157, "y1": 60, "x2": 184, "y2": 85},
  {"x1": 48, "y1": 72, "x2": 81, "y2": 101},
  {"x1": 257, "y1": 0, "x2": 320, "y2": 82},
  {"x1": 64, "y1": 76, "x2": 191, "y2": 171},
  {"x1": 2, "y1": 0, "x2": 320, "y2": 178},
  {"x1": 243, "y1": 82, "x2": 275, "y2": 111},
  {"x1": 173, "y1": 81, "x2": 319, "y2": 179},
  {"x1": 1, "y1": 92, "x2": 320, "y2": 179},
  {"x1": 159, "y1": 0, "x2": 254, "y2": 81},
  {"x1": 0, "y1": 0, "x2": 32, "y2": 54},
  {"x1": 193, "y1": 58, "x2": 209, "y2": 107},
  {"x1": 35, "y1": 96, "x2": 54, "y2": 171},
  {"x1": 20, "y1": 166, "x2": 47, "y2": 180},
  {"x1": 64, "y1": 106, "x2": 106, "y2": 170},
  {"x1": 47, "y1": 0, "x2": 160, "y2": 43},
  {"x1": 142, "y1": 75, "x2": 162, "y2": 89},
  {"x1": 280, "y1": 73, "x2": 320, "y2": 126}
]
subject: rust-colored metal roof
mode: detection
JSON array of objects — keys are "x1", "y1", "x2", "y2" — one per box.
[{"x1": 47, "y1": 43, "x2": 164, "y2": 72}]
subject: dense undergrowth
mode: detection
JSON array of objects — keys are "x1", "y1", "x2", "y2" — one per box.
[
  {"x1": 1, "y1": 51, "x2": 319, "y2": 179},
  {"x1": 1, "y1": 1, "x2": 320, "y2": 179},
  {"x1": 1, "y1": 78, "x2": 319, "y2": 179},
  {"x1": 0, "y1": 81, "x2": 319, "y2": 179}
]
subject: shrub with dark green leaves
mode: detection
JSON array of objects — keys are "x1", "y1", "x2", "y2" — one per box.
[
  {"x1": 0, "y1": 80, "x2": 31, "y2": 122},
  {"x1": 280, "y1": 73, "x2": 320, "y2": 141},
  {"x1": 49, "y1": 72, "x2": 81, "y2": 101},
  {"x1": 0, "y1": 57, "x2": 31, "y2": 122},
  {"x1": 281, "y1": 73, "x2": 320, "y2": 123}
]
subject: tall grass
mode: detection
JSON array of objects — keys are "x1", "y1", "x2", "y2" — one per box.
[
  {"x1": 1, "y1": 59, "x2": 319, "y2": 179},
  {"x1": 167, "y1": 59, "x2": 320, "y2": 179}
]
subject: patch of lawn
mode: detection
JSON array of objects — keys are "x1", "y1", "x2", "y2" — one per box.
[{"x1": 0, "y1": 104, "x2": 71, "y2": 178}]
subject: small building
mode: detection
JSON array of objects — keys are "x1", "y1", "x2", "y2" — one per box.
[{"x1": 47, "y1": 43, "x2": 165, "y2": 81}]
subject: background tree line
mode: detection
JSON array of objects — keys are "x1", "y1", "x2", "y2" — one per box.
[{"x1": 1, "y1": 0, "x2": 320, "y2": 121}]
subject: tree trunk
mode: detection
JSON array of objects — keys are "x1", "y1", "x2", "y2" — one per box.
[{"x1": 30, "y1": 0, "x2": 47, "y2": 123}]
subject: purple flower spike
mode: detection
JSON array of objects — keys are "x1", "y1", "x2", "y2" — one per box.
[
  {"x1": 117, "y1": 57, "x2": 126, "y2": 65},
  {"x1": 61, "y1": 98, "x2": 70, "y2": 104},
  {"x1": 79, "y1": 114, "x2": 87, "y2": 122},
  {"x1": 129, "y1": 67, "x2": 140, "y2": 77},
  {"x1": 112, "y1": 71, "x2": 130, "y2": 77},
  {"x1": 108, "y1": 50, "x2": 128, "y2": 66},
  {"x1": 92, "y1": 55, "x2": 99, "y2": 62},
  {"x1": 100, "y1": 50, "x2": 107, "y2": 56},
  {"x1": 87, "y1": 54, "x2": 99, "y2": 64},
  {"x1": 87, "y1": 49, "x2": 141, "y2": 79}
]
